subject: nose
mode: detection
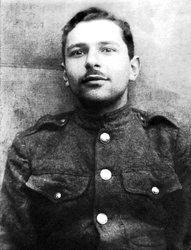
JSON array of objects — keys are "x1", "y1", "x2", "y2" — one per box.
[{"x1": 85, "y1": 49, "x2": 100, "y2": 69}]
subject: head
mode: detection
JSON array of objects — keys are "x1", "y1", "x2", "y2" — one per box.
[
  {"x1": 61, "y1": 7, "x2": 140, "y2": 113},
  {"x1": 62, "y1": 7, "x2": 135, "y2": 62}
]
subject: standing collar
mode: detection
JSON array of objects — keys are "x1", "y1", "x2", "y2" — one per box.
[{"x1": 73, "y1": 103, "x2": 133, "y2": 130}]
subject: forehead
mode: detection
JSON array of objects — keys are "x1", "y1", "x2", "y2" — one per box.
[{"x1": 66, "y1": 19, "x2": 124, "y2": 46}]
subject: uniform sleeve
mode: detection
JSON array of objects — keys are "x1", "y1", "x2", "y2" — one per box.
[
  {"x1": 0, "y1": 133, "x2": 36, "y2": 250},
  {"x1": 174, "y1": 127, "x2": 191, "y2": 249}
]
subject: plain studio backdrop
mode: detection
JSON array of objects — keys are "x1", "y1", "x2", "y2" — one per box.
[{"x1": 0, "y1": 0, "x2": 191, "y2": 183}]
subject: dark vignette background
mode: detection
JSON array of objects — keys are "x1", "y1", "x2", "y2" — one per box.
[{"x1": 1, "y1": 0, "x2": 191, "y2": 183}]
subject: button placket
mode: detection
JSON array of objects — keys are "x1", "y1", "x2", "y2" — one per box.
[{"x1": 95, "y1": 131, "x2": 112, "y2": 227}]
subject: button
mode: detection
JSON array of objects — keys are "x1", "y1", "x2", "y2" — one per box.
[
  {"x1": 60, "y1": 119, "x2": 66, "y2": 123},
  {"x1": 100, "y1": 133, "x2": 110, "y2": 143},
  {"x1": 140, "y1": 114, "x2": 145, "y2": 122},
  {"x1": 152, "y1": 186, "x2": 160, "y2": 195},
  {"x1": 54, "y1": 192, "x2": 62, "y2": 199},
  {"x1": 100, "y1": 169, "x2": 112, "y2": 180},
  {"x1": 97, "y1": 213, "x2": 108, "y2": 224},
  {"x1": 140, "y1": 115, "x2": 144, "y2": 121}
]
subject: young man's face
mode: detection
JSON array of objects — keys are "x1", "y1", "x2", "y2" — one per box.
[{"x1": 64, "y1": 19, "x2": 139, "y2": 108}]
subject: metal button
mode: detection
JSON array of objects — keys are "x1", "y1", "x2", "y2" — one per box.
[
  {"x1": 60, "y1": 119, "x2": 66, "y2": 123},
  {"x1": 97, "y1": 213, "x2": 108, "y2": 224},
  {"x1": 152, "y1": 186, "x2": 160, "y2": 195},
  {"x1": 100, "y1": 133, "x2": 110, "y2": 143},
  {"x1": 54, "y1": 192, "x2": 62, "y2": 199},
  {"x1": 140, "y1": 115, "x2": 145, "y2": 122},
  {"x1": 100, "y1": 169, "x2": 112, "y2": 180}
]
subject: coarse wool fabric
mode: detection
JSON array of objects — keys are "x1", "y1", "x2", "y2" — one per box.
[{"x1": 0, "y1": 105, "x2": 191, "y2": 250}]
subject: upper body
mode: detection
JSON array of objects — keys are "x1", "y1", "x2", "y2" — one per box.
[
  {"x1": 1, "y1": 6, "x2": 191, "y2": 250},
  {"x1": 1, "y1": 106, "x2": 191, "y2": 250}
]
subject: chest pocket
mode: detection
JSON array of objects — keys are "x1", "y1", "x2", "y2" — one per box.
[
  {"x1": 25, "y1": 173, "x2": 90, "y2": 203},
  {"x1": 121, "y1": 170, "x2": 182, "y2": 249},
  {"x1": 122, "y1": 170, "x2": 182, "y2": 199}
]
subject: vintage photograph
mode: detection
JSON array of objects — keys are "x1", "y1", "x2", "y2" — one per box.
[{"x1": 1, "y1": 0, "x2": 191, "y2": 249}]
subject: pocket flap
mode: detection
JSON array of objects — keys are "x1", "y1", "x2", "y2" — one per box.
[
  {"x1": 26, "y1": 174, "x2": 90, "y2": 203},
  {"x1": 122, "y1": 170, "x2": 182, "y2": 198}
]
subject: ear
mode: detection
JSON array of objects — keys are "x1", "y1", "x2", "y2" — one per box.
[
  {"x1": 129, "y1": 56, "x2": 141, "y2": 81},
  {"x1": 61, "y1": 62, "x2": 69, "y2": 86}
]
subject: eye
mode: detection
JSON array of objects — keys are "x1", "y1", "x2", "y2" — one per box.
[
  {"x1": 70, "y1": 49, "x2": 85, "y2": 57},
  {"x1": 100, "y1": 47, "x2": 117, "y2": 53}
]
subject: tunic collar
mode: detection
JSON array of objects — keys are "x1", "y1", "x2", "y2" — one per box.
[{"x1": 73, "y1": 103, "x2": 133, "y2": 131}]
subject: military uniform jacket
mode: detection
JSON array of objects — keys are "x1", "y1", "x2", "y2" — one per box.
[{"x1": 1, "y1": 105, "x2": 191, "y2": 250}]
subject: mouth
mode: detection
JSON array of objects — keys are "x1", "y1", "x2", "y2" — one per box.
[{"x1": 82, "y1": 75, "x2": 109, "y2": 84}]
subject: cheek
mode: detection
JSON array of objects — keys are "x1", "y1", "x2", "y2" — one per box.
[
  {"x1": 106, "y1": 60, "x2": 130, "y2": 90},
  {"x1": 105, "y1": 55, "x2": 130, "y2": 72},
  {"x1": 66, "y1": 61, "x2": 86, "y2": 81},
  {"x1": 109, "y1": 62, "x2": 130, "y2": 80}
]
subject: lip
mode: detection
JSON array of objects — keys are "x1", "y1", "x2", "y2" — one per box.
[{"x1": 83, "y1": 75, "x2": 109, "y2": 83}]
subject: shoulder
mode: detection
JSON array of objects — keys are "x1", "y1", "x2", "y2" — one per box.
[
  {"x1": 7, "y1": 111, "x2": 76, "y2": 163},
  {"x1": 131, "y1": 107, "x2": 180, "y2": 130},
  {"x1": 15, "y1": 110, "x2": 75, "y2": 141},
  {"x1": 131, "y1": 108, "x2": 191, "y2": 151}
]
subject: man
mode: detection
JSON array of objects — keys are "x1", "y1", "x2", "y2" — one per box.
[{"x1": 1, "y1": 6, "x2": 191, "y2": 250}]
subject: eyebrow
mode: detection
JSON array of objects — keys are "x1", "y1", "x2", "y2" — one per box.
[
  {"x1": 66, "y1": 41, "x2": 120, "y2": 52},
  {"x1": 66, "y1": 43, "x2": 87, "y2": 53},
  {"x1": 98, "y1": 41, "x2": 120, "y2": 46}
]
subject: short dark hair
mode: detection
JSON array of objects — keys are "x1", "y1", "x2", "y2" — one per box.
[{"x1": 62, "y1": 7, "x2": 134, "y2": 61}]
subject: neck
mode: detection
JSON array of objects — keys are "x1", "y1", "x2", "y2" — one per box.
[{"x1": 79, "y1": 94, "x2": 128, "y2": 116}]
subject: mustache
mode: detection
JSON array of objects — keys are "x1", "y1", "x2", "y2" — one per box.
[{"x1": 80, "y1": 69, "x2": 109, "y2": 83}]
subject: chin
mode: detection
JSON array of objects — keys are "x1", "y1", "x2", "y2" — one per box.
[{"x1": 79, "y1": 95, "x2": 118, "y2": 109}]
